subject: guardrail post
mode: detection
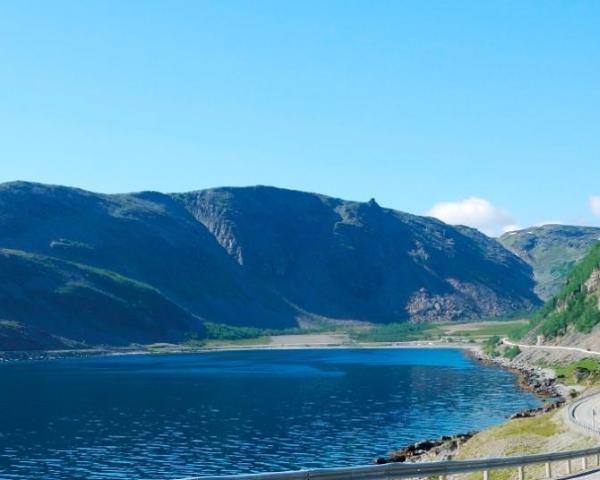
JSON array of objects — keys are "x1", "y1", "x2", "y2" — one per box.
[
  {"x1": 596, "y1": 454, "x2": 600, "y2": 466},
  {"x1": 518, "y1": 465, "x2": 524, "y2": 480},
  {"x1": 483, "y1": 469, "x2": 489, "y2": 480},
  {"x1": 545, "y1": 461, "x2": 552, "y2": 478},
  {"x1": 582, "y1": 456, "x2": 588, "y2": 470},
  {"x1": 567, "y1": 459, "x2": 572, "y2": 474}
]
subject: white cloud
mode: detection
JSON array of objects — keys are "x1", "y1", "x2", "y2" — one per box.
[
  {"x1": 590, "y1": 196, "x2": 600, "y2": 218},
  {"x1": 501, "y1": 224, "x2": 522, "y2": 234},
  {"x1": 427, "y1": 197, "x2": 514, "y2": 237}
]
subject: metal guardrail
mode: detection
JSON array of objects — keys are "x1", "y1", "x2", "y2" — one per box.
[
  {"x1": 177, "y1": 446, "x2": 600, "y2": 480},
  {"x1": 568, "y1": 392, "x2": 600, "y2": 436}
]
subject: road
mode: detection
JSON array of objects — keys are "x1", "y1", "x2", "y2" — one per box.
[
  {"x1": 501, "y1": 338, "x2": 600, "y2": 438},
  {"x1": 502, "y1": 338, "x2": 600, "y2": 357},
  {"x1": 568, "y1": 391, "x2": 600, "y2": 434}
]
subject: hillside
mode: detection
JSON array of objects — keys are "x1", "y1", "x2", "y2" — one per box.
[
  {"x1": 522, "y1": 241, "x2": 600, "y2": 350},
  {"x1": 0, "y1": 248, "x2": 204, "y2": 348},
  {"x1": 0, "y1": 181, "x2": 541, "y2": 349},
  {"x1": 176, "y1": 186, "x2": 539, "y2": 322},
  {"x1": 499, "y1": 225, "x2": 600, "y2": 300},
  {"x1": 0, "y1": 182, "x2": 298, "y2": 333}
]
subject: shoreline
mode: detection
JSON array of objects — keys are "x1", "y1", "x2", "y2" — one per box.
[
  {"x1": 379, "y1": 349, "x2": 568, "y2": 465},
  {"x1": 0, "y1": 339, "x2": 478, "y2": 363}
]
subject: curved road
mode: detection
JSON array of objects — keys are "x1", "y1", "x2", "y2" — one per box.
[
  {"x1": 500, "y1": 338, "x2": 600, "y2": 439},
  {"x1": 568, "y1": 392, "x2": 600, "y2": 435}
]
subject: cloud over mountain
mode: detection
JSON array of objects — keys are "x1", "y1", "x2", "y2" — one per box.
[{"x1": 427, "y1": 197, "x2": 514, "y2": 237}]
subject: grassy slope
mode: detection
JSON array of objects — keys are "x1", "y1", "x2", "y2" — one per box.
[
  {"x1": 0, "y1": 248, "x2": 205, "y2": 347},
  {"x1": 530, "y1": 242, "x2": 600, "y2": 338},
  {"x1": 0, "y1": 320, "x2": 78, "y2": 350},
  {"x1": 454, "y1": 409, "x2": 595, "y2": 480}
]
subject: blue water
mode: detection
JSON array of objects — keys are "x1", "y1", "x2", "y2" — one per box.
[{"x1": 0, "y1": 348, "x2": 541, "y2": 480}]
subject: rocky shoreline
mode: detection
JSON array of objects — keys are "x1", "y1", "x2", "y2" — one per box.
[
  {"x1": 468, "y1": 349, "x2": 563, "y2": 398},
  {"x1": 377, "y1": 348, "x2": 566, "y2": 465},
  {"x1": 376, "y1": 432, "x2": 476, "y2": 464}
]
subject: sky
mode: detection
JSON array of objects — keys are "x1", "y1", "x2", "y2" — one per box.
[{"x1": 0, "y1": 1, "x2": 599, "y2": 236}]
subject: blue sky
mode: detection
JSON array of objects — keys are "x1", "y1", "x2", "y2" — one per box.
[{"x1": 1, "y1": 1, "x2": 599, "y2": 235}]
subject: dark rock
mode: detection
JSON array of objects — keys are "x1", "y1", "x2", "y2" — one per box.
[{"x1": 383, "y1": 431, "x2": 476, "y2": 464}]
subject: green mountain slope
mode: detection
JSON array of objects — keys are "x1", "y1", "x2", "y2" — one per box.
[
  {"x1": 0, "y1": 181, "x2": 542, "y2": 349},
  {"x1": 530, "y1": 242, "x2": 600, "y2": 339},
  {"x1": 0, "y1": 248, "x2": 204, "y2": 347},
  {"x1": 499, "y1": 225, "x2": 600, "y2": 300}
]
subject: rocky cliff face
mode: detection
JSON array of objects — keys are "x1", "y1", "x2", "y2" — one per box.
[{"x1": 0, "y1": 182, "x2": 542, "y2": 349}]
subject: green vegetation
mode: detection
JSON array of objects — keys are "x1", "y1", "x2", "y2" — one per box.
[
  {"x1": 505, "y1": 320, "x2": 532, "y2": 340},
  {"x1": 184, "y1": 318, "x2": 538, "y2": 349},
  {"x1": 184, "y1": 322, "x2": 339, "y2": 346},
  {"x1": 450, "y1": 319, "x2": 530, "y2": 338},
  {"x1": 533, "y1": 242, "x2": 600, "y2": 338},
  {"x1": 0, "y1": 248, "x2": 203, "y2": 347},
  {"x1": 554, "y1": 358, "x2": 600, "y2": 384},
  {"x1": 494, "y1": 415, "x2": 558, "y2": 439},
  {"x1": 482, "y1": 335, "x2": 501, "y2": 357},
  {"x1": 457, "y1": 407, "x2": 595, "y2": 480},
  {"x1": 503, "y1": 345, "x2": 521, "y2": 360},
  {"x1": 204, "y1": 323, "x2": 280, "y2": 341},
  {"x1": 350, "y1": 318, "x2": 530, "y2": 344},
  {"x1": 350, "y1": 322, "x2": 441, "y2": 342}
]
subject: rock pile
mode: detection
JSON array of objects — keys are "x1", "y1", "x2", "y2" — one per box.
[{"x1": 376, "y1": 432, "x2": 476, "y2": 464}]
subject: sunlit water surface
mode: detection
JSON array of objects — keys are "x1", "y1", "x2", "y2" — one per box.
[{"x1": 0, "y1": 348, "x2": 541, "y2": 479}]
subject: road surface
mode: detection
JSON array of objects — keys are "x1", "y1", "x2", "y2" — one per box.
[
  {"x1": 502, "y1": 338, "x2": 600, "y2": 357},
  {"x1": 501, "y1": 338, "x2": 600, "y2": 438}
]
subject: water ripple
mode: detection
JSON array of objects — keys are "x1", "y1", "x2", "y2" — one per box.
[{"x1": 0, "y1": 349, "x2": 541, "y2": 479}]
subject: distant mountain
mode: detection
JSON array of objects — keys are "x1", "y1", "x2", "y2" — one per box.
[
  {"x1": 0, "y1": 182, "x2": 540, "y2": 349},
  {"x1": 523, "y1": 241, "x2": 600, "y2": 348},
  {"x1": 499, "y1": 225, "x2": 600, "y2": 300}
]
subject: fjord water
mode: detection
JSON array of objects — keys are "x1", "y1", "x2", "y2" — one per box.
[{"x1": 0, "y1": 349, "x2": 540, "y2": 480}]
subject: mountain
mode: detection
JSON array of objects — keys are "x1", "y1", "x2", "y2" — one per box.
[
  {"x1": 522, "y1": 241, "x2": 600, "y2": 350},
  {"x1": 499, "y1": 225, "x2": 600, "y2": 300},
  {"x1": 176, "y1": 186, "x2": 539, "y2": 321},
  {"x1": 0, "y1": 181, "x2": 540, "y2": 349}
]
